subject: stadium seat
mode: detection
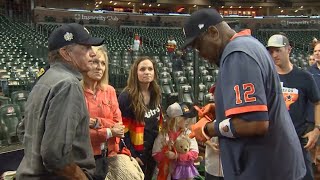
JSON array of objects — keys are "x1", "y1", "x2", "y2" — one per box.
[
  {"x1": 157, "y1": 62, "x2": 164, "y2": 69},
  {"x1": 173, "y1": 71, "x2": 184, "y2": 81},
  {"x1": 175, "y1": 76, "x2": 188, "y2": 92},
  {"x1": 11, "y1": 90, "x2": 29, "y2": 115},
  {"x1": 122, "y1": 51, "x2": 131, "y2": 56},
  {"x1": 203, "y1": 75, "x2": 215, "y2": 90},
  {"x1": 159, "y1": 72, "x2": 172, "y2": 79},
  {"x1": 198, "y1": 84, "x2": 207, "y2": 106},
  {"x1": 178, "y1": 85, "x2": 194, "y2": 104},
  {"x1": 159, "y1": 78, "x2": 175, "y2": 95},
  {"x1": 188, "y1": 75, "x2": 194, "y2": 87},
  {"x1": 0, "y1": 104, "x2": 22, "y2": 144},
  {"x1": 204, "y1": 93, "x2": 215, "y2": 105},
  {"x1": 0, "y1": 120, "x2": 9, "y2": 145},
  {"x1": 0, "y1": 96, "x2": 11, "y2": 106}
]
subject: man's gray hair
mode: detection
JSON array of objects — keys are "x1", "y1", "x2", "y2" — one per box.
[{"x1": 48, "y1": 44, "x2": 76, "y2": 63}]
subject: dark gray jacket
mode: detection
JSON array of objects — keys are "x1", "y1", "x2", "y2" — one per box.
[{"x1": 16, "y1": 62, "x2": 95, "y2": 179}]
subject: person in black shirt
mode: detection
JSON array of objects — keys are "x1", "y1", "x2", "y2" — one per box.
[
  {"x1": 267, "y1": 34, "x2": 320, "y2": 180},
  {"x1": 172, "y1": 51, "x2": 184, "y2": 72}
]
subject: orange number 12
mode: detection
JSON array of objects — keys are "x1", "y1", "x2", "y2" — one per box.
[{"x1": 233, "y1": 83, "x2": 256, "y2": 105}]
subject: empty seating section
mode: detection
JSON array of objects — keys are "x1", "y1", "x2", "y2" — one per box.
[
  {"x1": 0, "y1": 15, "x2": 44, "y2": 97},
  {"x1": 87, "y1": 26, "x2": 132, "y2": 53}
]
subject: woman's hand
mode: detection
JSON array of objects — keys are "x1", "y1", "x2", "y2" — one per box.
[
  {"x1": 89, "y1": 118, "x2": 97, "y2": 129},
  {"x1": 111, "y1": 122, "x2": 125, "y2": 138}
]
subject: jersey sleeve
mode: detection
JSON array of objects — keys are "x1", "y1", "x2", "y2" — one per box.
[{"x1": 220, "y1": 52, "x2": 269, "y2": 121}]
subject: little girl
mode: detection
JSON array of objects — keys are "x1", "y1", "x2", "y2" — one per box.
[{"x1": 152, "y1": 102, "x2": 199, "y2": 180}]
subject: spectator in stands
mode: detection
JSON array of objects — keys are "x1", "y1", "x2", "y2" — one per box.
[
  {"x1": 16, "y1": 23, "x2": 104, "y2": 179},
  {"x1": 172, "y1": 50, "x2": 184, "y2": 72},
  {"x1": 267, "y1": 34, "x2": 320, "y2": 180},
  {"x1": 82, "y1": 45, "x2": 124, "y2": 179},
  {"x1": 166, "y1": 35, "x2": 177, "y2": 58},
  {"x1": 309, "y1": 55, "x2": 316, "y2": 66},
  {"x1": 118, "y1": 56, "x2": 162, "y2": 180},
  {"x1": 133, "y1": 34, "x2": 141, "y2": 52},
  {"x1": 127, "y1": 45, "x2": 133, "y2": 53},
  {"x1": 183, "y1": 8, "x2": 306, "y2": 180}
]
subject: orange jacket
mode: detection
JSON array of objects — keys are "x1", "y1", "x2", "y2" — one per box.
[{"x1": 84, "y1": 85, "x2": 122, "y2": 156}]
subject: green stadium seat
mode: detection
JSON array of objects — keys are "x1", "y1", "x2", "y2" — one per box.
[
  {"x1": 159, "y1": 78, "x2": 175, "y2": 95},
  {"x1": 198, "y1": 84, "x2": 207, "y2": 106},
  {"x1": 0, "y1": 104, "x2": 22, "y2": 144},
  {"x1": 178, "y1": 85, "x2": 194, "y2": 104},
  {"x1": 204, "y1": 93, "x2": 215, "y2": 105},
  {"x1": 0, "y1": 96, "x2": 11, "y2": 107},
  {"x1": 0, "y1": 120, "x2": 9, "y2": 145},
  {"x1": 11, "y1": 90, "x2": 29, "y2": 115}
]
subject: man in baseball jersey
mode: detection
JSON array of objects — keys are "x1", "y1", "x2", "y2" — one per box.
[{"x1": 183, "y1": 8, "x2": 306, "y2": 180}]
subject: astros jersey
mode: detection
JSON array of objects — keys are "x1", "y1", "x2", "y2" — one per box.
[
  {"x1": 279, "y1": 66, "x2": 320, "y2": 137},
  {"x1": 213, "y1": 30, "x2": 305, "y2": 180}
]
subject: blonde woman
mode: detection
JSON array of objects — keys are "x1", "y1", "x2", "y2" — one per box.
[{"x1": 82, "y1": 45, "x2": 124, "y2": 179}]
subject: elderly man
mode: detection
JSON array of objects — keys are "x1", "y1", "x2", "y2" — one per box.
[
  {"x1": 185, "y1": 9, "x2": 306, "y2": 180},
  {"x1": 16, "y1": 23, "x2": 104, "y2": 180}
]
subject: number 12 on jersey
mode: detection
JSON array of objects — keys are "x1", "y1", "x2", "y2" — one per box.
[{"x1": 233, "y1": 83, "x2": 257, "y2": 104}]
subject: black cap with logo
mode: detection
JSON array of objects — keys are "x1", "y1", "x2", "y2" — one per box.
[
  {"x1": 48, "y1": 23, "x2": 104, "y2": 51},
  {"x1": 182, "y1": 8, "x2": 223, "y2": 49}
]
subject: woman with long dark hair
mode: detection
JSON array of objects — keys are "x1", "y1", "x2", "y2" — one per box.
[{"x1": 118, "y1": 56, "x2": 162, "y2": 180}]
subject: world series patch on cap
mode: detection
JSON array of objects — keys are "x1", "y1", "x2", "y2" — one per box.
[{"x1": 48, "y1": 23, "x2": 104, "y2": 51}]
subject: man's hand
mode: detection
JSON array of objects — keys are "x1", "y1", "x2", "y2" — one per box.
[
  {"x1": 111, "y1": 122, "x2": 125, "y2": 138},
  {"x1": 55, "y1": 163, "x2": 88, "y2": 180},
  {"x1": 165, "y1": 151, "x2": 177, "y2": 160},
  {"x1": 197, "y1": 103, "x2": 216, "y2": 120},
  {"x1": 189, "y1": 117, "x2": 211, "y2": 142},
  {"x1": 303, "y1": 128, "x2": 320, "y2": 150}
]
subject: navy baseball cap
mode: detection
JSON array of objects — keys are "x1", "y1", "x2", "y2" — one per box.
[
  {"x1": 182, "y1": 8, "x2": 223, "y2": 49},
  {"x1": 166, "y1": 102, "x2": 197, "y2": 118},
  {"x1": 48, "y1": 23, "x2": 104, "y2": 51}
]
